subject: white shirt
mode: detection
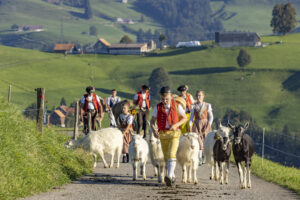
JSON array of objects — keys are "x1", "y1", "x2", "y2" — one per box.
[
  {"x1": 189, "y1": 102, "x2": 213, "y2": 128},
  {"x1": 152, "y1": 103, "x2": 185, "y2": 129},
  {"x1": 80, "y1": 94, "x2": 100, "y2": 110},
  {"x1": 106, "y1": 95, "x2": 121, "y2": 108},
  {"x1": 117, "y1": 113, "x2": 133, "y2": 125},
  {"x1": 134, "y1": 92, "x2": 151, "y2": 108}
]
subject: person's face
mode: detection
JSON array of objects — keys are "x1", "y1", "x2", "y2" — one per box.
[
  {"x1": 181, "y1": 90, "x2": 187, "y2": 96},
  {"x1": 112, "y1": 91, "x2": 117, "y2": 97},
  {"x1": 122, "y1": 104, "x2": 129, "y2": 114},
  {"x1": 160, "y1": 93, "x2": 172, "y2": 106},
  {"x1": 196, "y1": 92, "x2": 205, "y2": 102}
]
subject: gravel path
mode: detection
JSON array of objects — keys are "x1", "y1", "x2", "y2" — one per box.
[{"x1": 24, "y1": 158, "x2": 298, "y2": 200}]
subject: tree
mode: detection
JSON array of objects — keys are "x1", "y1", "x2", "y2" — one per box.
[
  {"x1": 159, "y1": 34, "x2": 167, "y2": 50},
  {"x1": 270, "y1": 3, "x2": 297, "y2": 35},
  {"x1": 148, "y1": 67, "x2": 173, "y2": 101},
  {"x1": 140, "y1": 15, "x2": 145, "y2": 23},
  {"x1": 84, "y1": 0, "x2": 93, "y2": 19},
  {"x1": 23, "y1": 102, "x2": 37, "y2": 120},
  {"x1": 120, "y1": 35, "x2": 133, "y2": 44},
  {"x1": 11, "y1": 24, "x2": 18, "y2": 31},
  {"x1": 237, "y1": 48, "x2": 251, "y2": 68},
  {"x1": 89, "y1": 25, "x2": 98, "y2": 36},
  {"x1": 60, "y1": 97, "x2": 67, "y2": 106}
]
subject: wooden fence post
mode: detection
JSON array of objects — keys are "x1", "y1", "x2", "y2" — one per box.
[
  {"x1": 73, "y1": 100, "x2": 79, "y2": 140},
  {"x1": 36, "y1": 88, "x2": 45, "y2": 133},
  {"x1": 262, "y1": 128, "x2": 265, "y2": 165},
  {"x1": 8, "y1": 85, "x2": 11, "y2": 103}
]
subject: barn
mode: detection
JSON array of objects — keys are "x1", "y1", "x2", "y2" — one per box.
[
  {"x1": 108, "y1": 43, "x2": 148, "y2": 55},
  {"x1": 53, "y1": 44, "x2": 78, "y2": 54},
  {"x1": 215, "y1": 32, "x2": 261, "y2": 47},
  {"x1": 94, "y1": 38, "x2": 111, "y2": 54}
]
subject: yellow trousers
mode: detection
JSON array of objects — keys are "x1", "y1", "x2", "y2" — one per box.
[
  {"x1": 159, "y1": 130, "x2": 181, "y2": 162},
  {"x1": 180, "y1": 113, "x2": 192, "y2": 134}
]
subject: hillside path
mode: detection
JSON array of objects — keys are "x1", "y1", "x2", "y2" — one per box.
[{"x1": 24, "y1": 158, "x2": 298, "y2": 200}]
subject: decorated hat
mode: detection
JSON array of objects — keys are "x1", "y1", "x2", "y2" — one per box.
[
  {"x1": 177, "y1": 85, "x2": 188, "y2": 92},
  {"x1": 141, "y1": 85, "x2": 150, "y2": 90},
  {"x1": 160, "y1": 86, "x2": 171, "y2": 94}
]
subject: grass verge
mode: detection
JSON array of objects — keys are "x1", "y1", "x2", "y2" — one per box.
[{"x1": 0, "y1": 97, "x2": 93, "y2": 200}]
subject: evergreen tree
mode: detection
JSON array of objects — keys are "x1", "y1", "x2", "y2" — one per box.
[
  {"x1": 11, "y1": 24, "x2": 18, "y2": 31},
  {"x1": 271, "y1": 3, "x2": 297, "y2": 35},
  {"x1": 148, "y1": 67, "x2": 172, "y2": 101},
  {"x1": 89, "y1": 25, "x2": 98, "y2": 36},
  {"x1": 159, "y1": 34, "x2": 167, "y2": 50},
  {"x1": 84, "y1": 0, "x2": 93, "y2": 19},
  {"x1": 60, "y1": 97, "x2": 67, "y2": 106},
  {"x1": 23, "y1": 103, "x2": 37, "y2": 120},
  {"x1": 237, "y1": 48, "x2": 251, "y2": 68},
  {"x1": 120, "y1": 35, "x2": 133, "y2": 44}
]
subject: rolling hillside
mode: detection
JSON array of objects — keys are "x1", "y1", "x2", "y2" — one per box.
[
  {"x1": 0, "y1": 0, "x2": 300, "y2": 49},
  {"x1": 0, "y1": 33, "x2": 300, "y2": 134}
]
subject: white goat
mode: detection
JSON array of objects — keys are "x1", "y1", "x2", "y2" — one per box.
[
  {"x1": 129, "y1": 134, "x2": 149, "y2": 181},
  {"x1": 204, "y1": 123, "x2": 231, "y2": 181},
  {"x1": 65, "y1": 128, "x2": 123, "y2": 168},
  {"x1": 176, "y1": 132, "x2": 200, "y2": 184},
  {"x1": 148, "y1": 126, "x2": 165, "y2": 183}
]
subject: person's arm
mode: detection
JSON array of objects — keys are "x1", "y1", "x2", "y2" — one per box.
[
  {"x1": 124, "y1": 115, "x2": 133, "y2": 135},
  {"x1": 96, "y1": 95, "x2": 103, "y2": 117},
  {"x1": 190, "y1": 94, "x2": 195, "y2": 104},
  {"x1": 207, "y1": 104, "x2": 214, "y2": 126},
  {"x1": 169, "y1": 105, "x2": 188, "y2": 131},
  {"x1": 189, "y1": 106, "x2": 195, "y2": 131},
  {"x1": 80, "y1": 96, "x2": 85, "y2": 122},
  {"x1": 150, "y1": 106, "x2": 159, "y2": 138}
]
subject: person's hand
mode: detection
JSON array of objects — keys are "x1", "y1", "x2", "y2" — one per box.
[
  {"x1": 170, "y1": 125, "x2": 177, "y2": 131},
  {"x1": 154, "y1": 130, "x2": 160, "y2": 139}
]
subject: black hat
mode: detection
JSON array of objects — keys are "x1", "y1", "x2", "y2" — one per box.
[
  {"x1": 160, "y1": 86, "x2": 171, "y2": 94},
  {"x1": 86, "y1": 86, "x2": 94, "y2": 93},
  {"x1": 177, "y1": 85, "x2": 188, "y2": 92},
  {"x1": 141, "y1": 85, "x2": 150, "y2": 90},
  {"x1": 111, "y1": 89, "x2": 116, "y2": 92}
]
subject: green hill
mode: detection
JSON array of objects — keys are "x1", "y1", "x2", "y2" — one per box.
[
  {"x1": 1, "y1": 0, "x2": 300, "y2": 49},
  {"x1": 0, "y1": 97, "x2": 93, "y2": 200},
  {"x1": 0, "y1": 33, "x2": 300, "y2": 133}
]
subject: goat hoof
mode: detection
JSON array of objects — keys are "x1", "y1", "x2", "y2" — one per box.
[
  {"x1": 116, "y1": 165, "x2": 119, "y2": 168},
  {"x1": 104, "y1": 165, "x2": 108, "y2": 168},
  {"x1": 187, "y1": 179, "x2": 192, "y2": 183},
  {"x1": 154, "y1": 174, "x2": 158, "y2": 177},
  {"x1": 109, "y1": 165, "x2": 113, "y2": 168},
  {"x1": 182, "y1": 180, "x2": 186, "y2": 184},
  {"x1": 240, "y1": 185, "x2": 246, "y2": 189},
  {"x1": 247, "y1": 184, "x2": 251, "y2": 188},
  {"x1": 194, "y1": 180, "x2": 198, "y2": 185},
  {"x1": 210, "y1": 176, "x2": 213, "y2": 180},
  {"x1": 225, "y1": 181, "x2": 228, "y2": 184}
]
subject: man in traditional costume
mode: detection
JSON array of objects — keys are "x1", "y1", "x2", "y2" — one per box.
[
  {"x1": 106, "y1": 89, "x2": 121, "y2": 127},
  {"x1": 133, "y1": 85, "x2": 151, "y2": 138},
  {"x1": 151, "y1": 86, "x2": 187, "y2": 186},
  {"x1": 80, "y1": 86, "x2": 103, "y2": 134}
]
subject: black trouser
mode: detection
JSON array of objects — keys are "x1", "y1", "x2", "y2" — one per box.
[
  {"x1": 136, "y1": 109, "x2": 149, "y2": 138},
  {"x1": 83, "y1": 110, "x2": 97, "y2": 134}
]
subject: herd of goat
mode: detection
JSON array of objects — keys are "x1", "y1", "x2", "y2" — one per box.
[{"x1": 65, "y1": 122, "x2": 254, "y2": 189}]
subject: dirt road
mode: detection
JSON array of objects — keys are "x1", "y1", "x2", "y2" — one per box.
[{"x1": 24, "y1": 158, "x2": 298, "y2": 200}]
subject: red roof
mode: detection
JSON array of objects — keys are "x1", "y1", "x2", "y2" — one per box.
[{"x1": 54, "y1": 44, "x2": 75, "y2": 51}]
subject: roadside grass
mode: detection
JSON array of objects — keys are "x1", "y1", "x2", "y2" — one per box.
[{"x1": 0, "y1": 97, "x2": 93, "y2": 200}]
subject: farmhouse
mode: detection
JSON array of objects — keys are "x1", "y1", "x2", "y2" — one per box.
[
  {"x1": 109, "y1": 43, "x2": 148, "y2": 55},
  {"x1": 49, "y1": 105, "x2": 74, "y2": 127},
  {"x1": 53, "y1": 44, "x2": 79, "y2": 54},
  {"x1": 94, "y1": 38, "x2": 111, "y2": 54},
  {"x1": 215, "y1": 32, "x2": 261, "y2": 47}
]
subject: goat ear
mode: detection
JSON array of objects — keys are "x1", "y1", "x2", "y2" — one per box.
[
  {"x1": 244, "y1": 122, "x2": 249, "y2": 130},
  {"x1": 227, "y1": 121, "x2": 235, "y2": 129},
  {"x1": 219, "y1": 122, "x2": 223, "y2": 128}
]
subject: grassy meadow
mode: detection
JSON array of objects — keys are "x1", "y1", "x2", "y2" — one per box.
[
  {"x1": 0, "y1": 97, "x2": 93, "y2": 200},
  {"x1": 1, "y1": 33, "x2": 300, "y2": 132}
]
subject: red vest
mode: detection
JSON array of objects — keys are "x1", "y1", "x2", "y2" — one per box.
[
  {"x1": 186, "y1": 94, "x2": 192, "y2": 112},
  {"x1": 157, "y1": 101, "x2": 179, "y2": 131},
  {"x1": 83, "y1": 94, "x2": 101, "y2": 112},
  {"x1": 135, "y1": 91, "x2": 150, "y2": 109}
]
